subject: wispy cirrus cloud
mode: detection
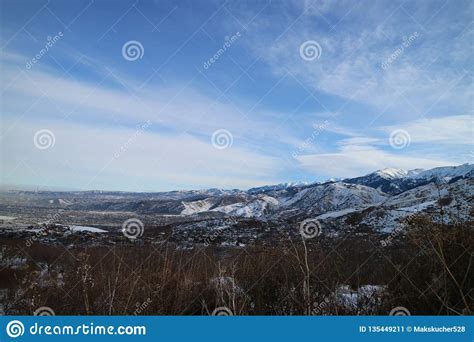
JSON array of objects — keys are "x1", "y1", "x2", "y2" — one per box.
[
  {"x1": 0, "y1": 51, "x2": 296, "y2": 148},
  {"x1": 244, "y1": 0, "x2": 473, "y2": 115}
]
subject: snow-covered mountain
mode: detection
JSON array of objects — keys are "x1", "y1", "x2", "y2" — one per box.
[
  {"x1": 343, "y1": 168, "x2": 421, "y2": 194},
  {"x1": 180, "y1": 164, "x2": 472, "y2": 224},
  {"x1": 409, "y1": 163, "x2": 473, "y2": 181},
  {"x1": 375, "y1": 168, "x2": 422, "y2": 179},
  {"x1": 316, "y1": 177, "x2": 473, "y2": 232},
  {"x1": 247, "y1": 182, "x2": 311, "y2": 194},
  {"x1": 343, "y1": 164, "x2": 472, "y2": 195},
  {"x1": 212, "y1": 195, "x2": 279, "y2": 218},
  {"x1": 277, "y1": 182, "x2": 387, "y2": 217},
  {"x1": 166, "y1": 164, "x2": 472, "y2": 224}
]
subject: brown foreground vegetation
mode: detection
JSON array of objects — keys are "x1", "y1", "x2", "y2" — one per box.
[{"x1": 0, "y1": 216, "x2": 472, "y2": 315}]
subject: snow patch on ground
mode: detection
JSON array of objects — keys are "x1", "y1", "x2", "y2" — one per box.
[
  {"x1": 316, "y1": 208, "x2": 360, "y2": 220},
  {"x1": 335, "y1": 285, "x2": 386, "y2": 312},
  {"x1": 212, "y1": 195, "x2": 279, "y2": 218},
  {"x1": 69, "y1": 225, "x2": 107, "y2": 233},
  {"x1": 181, "y1": 199, "x2": 213, "y2": 215},
  {"x1": 0, "y1": 216, "x2": 16, "y2": 220}
]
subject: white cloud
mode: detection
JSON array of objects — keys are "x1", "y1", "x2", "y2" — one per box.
[
  {"x1": 1, "y1": 119, "x2": 282, "y2": 191},
  {"x1": 0, "y1": 51, "x2": 304, "y2": 190},
  {"x1": 0, "y1": 54, "x2": 301, "y2": 158},
  {"x1": 331, "y1": 114, "x2": 473, "y2": 148},
  {"x1": 248, "y1": 2, "x2": 473, "y2": 114},
  {"x1": 295, "y1": 145, "x2": 458, "y2": 178},
  {"x1": 294, "y1": 114, "x2": 472, "y2": 178},
  {"x1": 379, "y1": 114, "x2": 472, "y2": 145}
]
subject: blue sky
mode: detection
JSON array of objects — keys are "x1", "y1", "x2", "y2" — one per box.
[{"x1": 1, "y1": 0, "x2": 472, "y2": 191}]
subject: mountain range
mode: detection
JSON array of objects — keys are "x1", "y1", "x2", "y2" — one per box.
[{"x1": 1, "y1": 164, "x2": 472, "y2": 236}]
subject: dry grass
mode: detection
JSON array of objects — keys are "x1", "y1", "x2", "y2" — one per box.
[{"x1": 0, "y1": 217, "x2": 472, "y2": 315}]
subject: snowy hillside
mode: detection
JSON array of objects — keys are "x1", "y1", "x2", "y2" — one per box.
[
  {"x1": 314, "y1": 177, "x2": 473, "y2": 232},
  {"x1": 409, "y1": 163, "x2": 473, "y2": 181}
]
